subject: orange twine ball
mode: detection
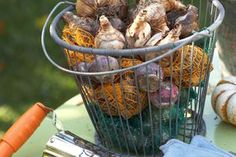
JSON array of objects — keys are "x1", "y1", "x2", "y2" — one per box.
[
  {"x1": 113, "y1": 58, "x2": 143, "y2": 82},
  {"x1": 164, "y1": 45, "x2": 213, "y2": 87},
  {"x1": 119, "y1": 58, "x2": 143, "y2": 68},
  {"x1": 62, "y1": 25, "x2": 95, "y2": 66},
  {"x1": 94, "y1": 80, "x2": 147, "y2": 119}
]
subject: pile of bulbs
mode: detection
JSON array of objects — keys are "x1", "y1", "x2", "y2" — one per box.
[
  {"x1": 63, "y1": 0, "x2": 199, "y2": 51},
  {"x1": 61, "y1": 0, "x2": 210, "y2": 117}
]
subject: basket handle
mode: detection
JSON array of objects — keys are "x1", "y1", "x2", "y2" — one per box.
[
  {"x1": 0, "y1": 103, "x2": 52, "y2": 157},
  {"x1": 48, "y1": 0, "x2": 224, "y2": 57},
  {"x1": 41, "y1": 0, "x2": 225, "y2": 76}
]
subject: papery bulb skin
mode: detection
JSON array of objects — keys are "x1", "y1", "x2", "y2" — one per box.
[
  {"x1": 95, "y1": 15, "x2": 126, "y2": 49},
  {"x1": 126, "y1": 10, "x2": 152, "y2": 48},
  {"x1": 62, "y1": 11, "x2": 99, "y2": 35}
]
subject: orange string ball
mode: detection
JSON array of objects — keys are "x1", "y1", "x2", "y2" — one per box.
[
  {"x1": 94, "y1": 80, "x2": 147, "y2": 119},
  {"x1": 62, "y1": 26, "x2": 95, "y2": 66},
  {"x1": 119, "y1": 58, "x2": 143, "y2": 68},
  {"x1": 113, "y1": 58, "x2": 143, "y2": 82},
  {"x1": 164, "y1": 45, "x2": 213, "y2": 87}
]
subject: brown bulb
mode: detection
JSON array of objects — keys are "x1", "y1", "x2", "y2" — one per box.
[
  {"x1": 159, "y1": 0, "x2": 187, "y2": 12},
  {"x1": 76, "y1": 0, "x2": 128, "y2": 20},
  {"x1": 145, "y1": 25, "x2": 182, "y2": 67},
  {"x1": 110, "y1": 17, "x2": 126, "y2": 32},
  {"x1": 76, "y1": 0, "x2": 97, "y2": 17},
  {"x1": 95, "y1": 15, "x2": 126, "y2": 49},
  {"x1": 126, "y1": 9, "x2": 152, "y2": 48},
  {"x1": 62, "y1": 11, "x2": 98, "y2": 35},
  {"x1": 134, "y1": 2, "x2": 170, "y2": 34},
  {"x1": 138, "y1": 0, "x2": 186, "y2": 12},
  {"x1": 175, "y1": 5, "x2": 199, "y2": 37},
  {"x1": 167, "y1": 9, "x2": 187, "y2": 29}
]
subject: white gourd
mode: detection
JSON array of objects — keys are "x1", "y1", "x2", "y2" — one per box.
[{"x1": 211, "y1": 76, "x2": 236, "y2": 125}]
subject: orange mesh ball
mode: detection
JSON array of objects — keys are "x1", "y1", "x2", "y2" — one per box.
[
  {"x1": 119, "y1": 58, "x2": 143, "y2": 68},
  {"x1": 114, "y1": 70, "x2": 134, "y2": 83},
  {"x1": 62, "y1": 25, "x2": 95, "y2": 66},
  {"x1": 113, "y1": 58, "x2": 143, "y2": 82},
  {"x1": 163, "y1": 45, "x2": 213, "y2": 87},
  {"x1": 94, "y1": 80, "x2": 147, "y2": 119}
]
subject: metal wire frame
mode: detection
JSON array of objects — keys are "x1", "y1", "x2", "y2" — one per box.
[
  {"x1": 41, "y1": 0, "x2": 225, "y2": 156},
  {"x1": 42, "y1": 0, "x2": 224, "y2": 76}
]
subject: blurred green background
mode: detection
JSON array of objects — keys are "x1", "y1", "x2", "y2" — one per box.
[
  {"x1": 0, "y1": 0, "x2": 213, "y2": 138},
  {"x1": 0, "y1": 0, "x2": 78, "y2": 137}
]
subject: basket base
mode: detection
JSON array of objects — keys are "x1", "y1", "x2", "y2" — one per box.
[{"x1": 94, "y1": 111, "x2": 206, "y2": 157}]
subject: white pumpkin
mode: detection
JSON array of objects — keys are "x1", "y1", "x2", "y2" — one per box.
[{"x1": 211, "y1": 76, "x2": 236, "y2": 125}]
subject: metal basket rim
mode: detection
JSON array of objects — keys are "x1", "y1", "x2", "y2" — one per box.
[
  {"x1": 49, "y1": 0, "x2": 224, "y2": 56},
  {"x1": 41, "y1": 0, "x2": 225, "y2": 76}
]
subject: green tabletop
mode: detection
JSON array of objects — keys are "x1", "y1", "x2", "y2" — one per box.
[
  {"x1": 14, "y1": 95, "x2": 95, "y2": 157},
  {"x1": 13, "y1": 94, "x2": 236, "y2": 157},
  {"x1": 14, "y1": 52, "x2": 236, "y2": 156}
]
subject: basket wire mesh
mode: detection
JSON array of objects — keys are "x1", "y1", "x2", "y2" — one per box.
[{"x1": 41, "y1": 0, "x2": 225, "y2": 156}]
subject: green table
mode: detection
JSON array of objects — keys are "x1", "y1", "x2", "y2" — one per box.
[
  {"x1": 13, "y1": 94, "x2": 236, "y2": 157},
  {"x1": 14, "y1": 95, "x2": 95, "y2": 157},
  {"x1": 14, "y1": 52, "x2": 236, "y2": 156}
]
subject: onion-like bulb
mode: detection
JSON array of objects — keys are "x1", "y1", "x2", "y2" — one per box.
[
  {"x1": 76, "y1": 0, "x2": 127, "y2": 20},
  {"x1": 126, "y1": 10, "x2": 152, "y2": 48},
  {"x1": 95, "y1": 15, "x2": 126, "y2": 49}
]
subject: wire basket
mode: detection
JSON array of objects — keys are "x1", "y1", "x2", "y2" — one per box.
[{"x1": 41, "y1": 0, "x2": 224, "y2": 156}]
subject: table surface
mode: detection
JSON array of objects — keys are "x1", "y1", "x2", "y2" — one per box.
[{"x1": 14, "y1": 52, "x2": 236, "y2": 156}]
